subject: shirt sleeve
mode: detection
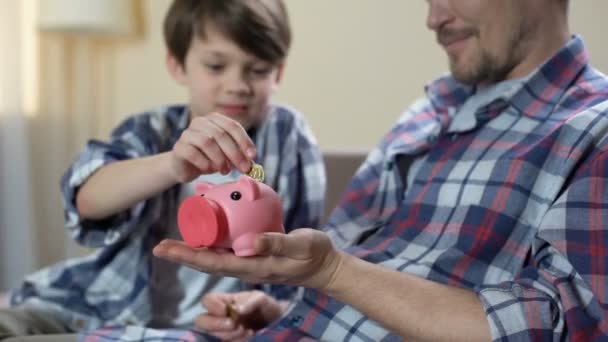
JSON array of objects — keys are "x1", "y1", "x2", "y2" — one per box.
[
  {"x1": 60, "y1": 111, "x2": 168, "y2": 248},
  {"x1": 279, "y1": 115, "x2": 326, "y2": 232},
  {"x1": 476, "y1": 149, "x2": 608, "y2": 341}
]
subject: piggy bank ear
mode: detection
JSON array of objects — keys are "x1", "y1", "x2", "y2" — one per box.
[
  {"x1": 237, "y1": 176, "x2": 261, "y2": 200},
  {"x1": 194, "y1": 182, "x2": 214, "y2": 195}
]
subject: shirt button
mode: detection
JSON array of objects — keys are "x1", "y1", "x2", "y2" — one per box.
[{"x1": 289, "y1": 315, "x2": 303, "y2": 327}]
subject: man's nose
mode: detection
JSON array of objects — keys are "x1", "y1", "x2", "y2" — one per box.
[{"x1": 426, "y1": 0, "x2": 451, "y2": 31}]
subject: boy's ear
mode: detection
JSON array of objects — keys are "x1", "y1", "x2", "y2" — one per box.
[
  {"x1": 274, "y1": 63, "x2": 285, "y2": 84},
  {"x1": 166, "y1": 52, "x2": 187, "y2": 85}
]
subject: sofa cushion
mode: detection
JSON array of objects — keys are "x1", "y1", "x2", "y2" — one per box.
[
  {"x1": 0, "y1": 292, "x2": 8, "y2": 308},
  {"x1": 322, "y1": 149, "x2": 367, "y2": 223}
]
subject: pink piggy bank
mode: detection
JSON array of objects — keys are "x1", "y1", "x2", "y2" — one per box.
[{"x1": 177, "y1": 176, "x2": 285, "y2": 256}]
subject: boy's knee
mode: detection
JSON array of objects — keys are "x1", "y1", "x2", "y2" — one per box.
[
  {"x1": 0, "y1": 308, "x2": 28, "y2": 338},
  {"x1": 0, "y1": 308, "x2": 68, "y2": 340},
  {"x1": 2, "y1": 335, "x2": 76, "y2": 342}
]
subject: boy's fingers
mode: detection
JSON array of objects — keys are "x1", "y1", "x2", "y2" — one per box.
[
  {"x1": 180, "y1": 129, "x2": 226, "y2": 172},
  {"x1": 190, "y1": 114, "x2": 257, "y2": 173},
  {"x1": 208, "y1": 126, "x2": 251, "y2": 173},
  {"x1": 173, "y1": 140, "x2": 213, "y2": 173},
  {"x1": 195, "y1": 313, "x2": 251, "y2": 341},
  {"x1": 236, "y1": 291, "x2": 269, "y2": 316},
  {"x1": 208, "y1": 114, "x2": 257, "y2": 165},
  {"x1": 202, "y1": 293, "x2": 232, "y2": 316},
  {"x1": 195, "y1": 314, "x2": 235, "y2": 332},
  {"x1": 188, "y1": 117, "x2": 240, "y2": 170}
]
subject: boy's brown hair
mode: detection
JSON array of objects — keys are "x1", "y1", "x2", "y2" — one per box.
[{"x1": 164, "y1": 0, "x2": 291, "y2": 66}]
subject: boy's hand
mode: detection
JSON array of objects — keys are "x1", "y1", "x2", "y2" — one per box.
[
  {"x1": 196, "y1": 291, "x2": 288, "y2": 341},
  {"x1": 170, "y1": 113, "x2": 257, "y2": 182}
]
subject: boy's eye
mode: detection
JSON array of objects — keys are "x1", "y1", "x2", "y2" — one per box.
[
  {"x1": 205, "y1": 64, "x2": 225, "y2": 72},
  {"x1": 249, "y1": 66, "x2": 273, "y2": 77}
]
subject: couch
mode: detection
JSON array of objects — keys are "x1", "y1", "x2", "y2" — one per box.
[
  {"x1": 322, "y1": 149, "x2": 367, "y2": 223},
  {"x1": 0, "y1": 292, "x2": 7, "y2": 308}
]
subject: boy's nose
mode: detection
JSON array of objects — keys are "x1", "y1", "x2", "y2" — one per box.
[{"x1": 225, "y1": 71, "x2": 252, "y2": 95}]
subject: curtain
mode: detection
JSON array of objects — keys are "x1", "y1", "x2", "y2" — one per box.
[
  {"x1": 0, "y1": 0, "x2": 114, "y2": 291},
  {"x1": 0, "y1": 0, "x2": 38, "y2": 291}
]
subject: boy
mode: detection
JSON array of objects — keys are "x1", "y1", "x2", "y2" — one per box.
[{"x1": 0, "y1": 0, "x2": 325, "y2": 340}]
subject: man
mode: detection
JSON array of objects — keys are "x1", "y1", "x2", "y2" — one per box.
[{"x1": 127, "y1": 0, "x2": 608, "y2": 341}]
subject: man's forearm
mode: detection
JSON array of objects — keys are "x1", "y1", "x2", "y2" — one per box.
[
  {"x1": 324, "y1": 252, "x2": 491, "y2": 342},
  {"x1": 76, "y1": 152, "x2": 178, "y2": 220}
]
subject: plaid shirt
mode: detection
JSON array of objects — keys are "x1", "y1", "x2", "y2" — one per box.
[
  {"x1": 10, "y1": 104, "x2": 326, "y2": 332},
  {"x1": 80, "y1": 36, "x2": 608, "y2": 341}
]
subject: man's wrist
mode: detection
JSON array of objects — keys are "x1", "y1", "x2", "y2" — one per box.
[{"x1": 320, "y1": 250, "x2": 352, "y2": 297}]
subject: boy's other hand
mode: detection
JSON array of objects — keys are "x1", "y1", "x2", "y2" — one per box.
[
  {"x1": 195, "y1": 290, "x2": 287, "y2": 341},
  {"x1": 170, "y1": 112, "x2": 257, "y2": 182}
]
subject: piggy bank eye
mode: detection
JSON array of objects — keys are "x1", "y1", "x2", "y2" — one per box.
[
  {"x1": 230, "y1": 191, "x2": 241, "y2": 201},
  {"x1": 199, "y1": 194, "x2": 205, "y2": 197}
]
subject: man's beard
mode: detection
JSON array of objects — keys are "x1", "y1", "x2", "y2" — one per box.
[
  {"x1": 447, "y1": 24, "x2": 530, "y2": 86},
  {"x1": 450, "y1": 50, "x2": 520, "y2": 86}
]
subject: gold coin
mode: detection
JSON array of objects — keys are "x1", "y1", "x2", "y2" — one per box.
[
  {"x1": 247, "y1": 162, "x2": 265, "y2": 182},
  {"x1": 225, "y1": 303, "x2": 240, "y2": 322}
]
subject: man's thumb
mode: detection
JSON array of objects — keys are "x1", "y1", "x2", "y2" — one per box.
[{"x1": 255, "y1": 232, "x2": 289, "y2": 256}]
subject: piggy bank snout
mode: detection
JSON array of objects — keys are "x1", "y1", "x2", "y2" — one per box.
[{"x1": 177, "y1": 196, "x2": 226, "y2": 247}]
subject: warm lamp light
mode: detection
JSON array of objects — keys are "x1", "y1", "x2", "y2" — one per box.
[{"x1": 37, "y1": 0, "x2": 134, "y2": 35}]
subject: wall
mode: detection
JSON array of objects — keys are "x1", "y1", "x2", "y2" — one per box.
[{"x1": 101, "y1": 0, "x2": 608, "y2": 151}]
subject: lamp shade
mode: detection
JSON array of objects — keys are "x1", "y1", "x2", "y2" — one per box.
[{"x1": 38, "y1": 0, "x2": 133, "y2": 35}]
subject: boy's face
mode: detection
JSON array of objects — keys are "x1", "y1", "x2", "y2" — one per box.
[
  {"x1": 167, "y1": 23, "x2": 283, "y2": 129},
  {"x1": 425, "y1": 0, "x2": 542, "y2": 85}
]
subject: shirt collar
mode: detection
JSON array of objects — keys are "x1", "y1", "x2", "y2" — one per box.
[{"x1": 425, "y1": 35, "x2": 589, "y2": 122}]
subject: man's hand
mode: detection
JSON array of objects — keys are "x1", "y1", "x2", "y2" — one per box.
[
  {"x1": 170, "y1": 113, "x2": 257, "y2": 182},
  {"x1": 195, "y1": 291, "x2": 288, "y2": 342},
  {"x1": 153, "y1": 228, "x2": 344, "y2": 290}
]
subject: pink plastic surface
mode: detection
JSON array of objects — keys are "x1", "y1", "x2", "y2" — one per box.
[
  {"x1": 177, "y1": 176, "x2": 285, "y2": 256},
  {"x1": 177, "y1": 196, "x2": 225, "y2": 247}
]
